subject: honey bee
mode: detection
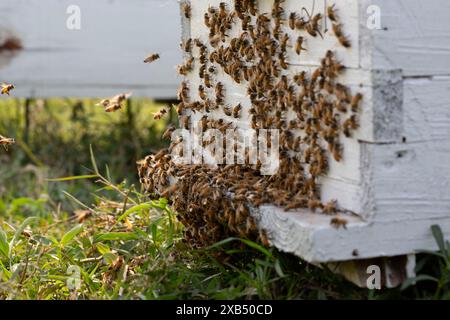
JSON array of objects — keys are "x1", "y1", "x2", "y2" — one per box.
[
  {"x1": 248, "y1": 0, "x2": 257, "y2": 16},
  {"x1": 351, "y1": 93, "x2": 363, "y2": 112},
  {"x1": 104, "y1": 103, "x2": 121, "y2": 113},
  {"x1": 204, "y1": 73, "x2": 212, "y2": 88},
  {"x1": 323, "y1": 200, "x2": 338, "y2": 214},
  {"x1": 0, "y1": 134, "x2": 15, "y2": 150},
  {"x1": 343, "y1": 115, "x2": 359, "y2": 137},
  {"x1": 162, "y1": 125, "x2": 176, "y2": 140},
  {"x1": 153, "y1": 108, "x2": 168, "y2": 120},
  {"x1": 178, "y1": 81, "x2": 189, "y2": 101},
  {"x1": 232, "y1": 103, "x2": 242, "y2": 118},
  {"x1": 182, "y1": 38, "x2": 192, "y2": 53},
  {"x1": 143, "y1": 53, "x2": 160, "y2": 63},
  {"x1": 215, "y1": 82, "x2": 224, "y2": 101},
  {"x1": 330, "y1": 216, "x2": 348, "y2": 229},
  {"x1": 182, "y1": 3, "x2": 191, "y2": 19},
  {"x1": 295, "y1": 36, "x2": 307, "y2": 55},
  {"x1": 306, "y1": 13, "x2": 323, "y2": 37},
  {"x1": 332, "y1": 23, "x2": 351, "y2": 48},
  {"x1": 198, "y1": 85, "x2": 207, "y2": 101},
  {"x1": 288, "y1": 12, "x2": 297, "y2": 30},
  {"x1": 98, "y1": 92, "x2": 131, "y2": 112},
  {"x1": 1, "y1": 83, "x2": 15, "y2": 95},
  {"x1": 327, "y1": 4, "x2": 338, "y2": 22}
]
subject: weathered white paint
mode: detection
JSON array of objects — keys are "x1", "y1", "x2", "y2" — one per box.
[
  {"x1": 360, "y1": 0, "x2": 450, "y2": 77},
  {"x1": 183, "y1": 0, "x2": 450, "y2": 267},
  {"x1": 0, "y1": 0, "x2": 181, "y2": 99}
]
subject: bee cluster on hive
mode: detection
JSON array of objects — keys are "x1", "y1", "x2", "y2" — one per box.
[{"x1": 139, "y1": 0, "x2": 363, "y2": 247}]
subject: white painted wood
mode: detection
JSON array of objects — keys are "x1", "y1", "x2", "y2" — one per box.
[
  {"x1": 359, "y1": 0, "x2": 450, "y2": 77},
  {"x1": 0, "y1": 0, "x2": 181, "y2": 99},
  {"x1": 252, "y1": 206, "x2": 448, "y2": 263}
]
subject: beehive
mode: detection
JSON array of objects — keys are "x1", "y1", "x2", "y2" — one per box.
[{"x1": 139, "y1": 0, "x2": 450, "y2": 285}]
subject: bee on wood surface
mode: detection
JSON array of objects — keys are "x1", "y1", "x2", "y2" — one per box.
[
  {"x1": 330, "y1": 216, "x2": 348, "y2": 229},
  {"x1": 162, "y1": 125, "x2": 176, "y2": 140},
  {"x1": 143, "y1": 53, "x2": 160, "y2": 63},
  {"x1": 198, "y1": 85, "x2": 207, "y2": 101},
  {"x1": 323, "y1": 200, "x2": 338, "y2": 214},
  {"x1": 295, "y1": 36, "x2": 307, "y2": 55},
  {"x1": 182, "y1": 3, "x2": 191, "y2": 19},
  {"x1": 1, "y1": 83, "x2": 15, "y2": 95},
  {"x1": 182, "y1": 38, "x2": 192, "y2": 53},
  {"x1": 332, "y1": 23, "x2": 351, "y2": 48},
  {"x1": 343, "y1": 115, "x2": 359, "y2": 137},
  {"x1": 289, "y1": 12, "x2": 297, "y2": 30},
  {"x1": 327, "y1": 4, "x2": 338, "y2": 22},
  {"x1": 351, "y1": 93, "x2": 363, "y2": 112}
]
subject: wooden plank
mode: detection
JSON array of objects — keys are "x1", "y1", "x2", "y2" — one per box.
[
  {"x1": 360, "y1": 0, "x2": 450, "y2": 77},
  {"x1": 0, "y1": 0, "x2": 181, "y2": 99},
  {"x1": 253, "y1": 205, "x2": 450, "y2": 263}
]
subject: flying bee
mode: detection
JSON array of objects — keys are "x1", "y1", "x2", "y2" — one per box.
[
  {"x1": 351, "y1": 93, "x2": 363, "y2": 112},
  {"x1": 153, "y1": 108, "x2": 168, "y2": 120},
  {"x1": 295, "y1": 36, "x2": 307, "y2": 55},
  {"x1": 182, "y1": 3, "x2": 191, "y2": 19},
  {"x1": 1, "y1": 83, "x2": 15, "y2": 95},
  {"x1": 104, "y1": 103, "x2": 121, "y2": 113},
  {"x1": 143, "y1": 53, "x2": 160, "y2": 63},
  {"x1": 327, "y1": 4, "x2": 338, "y2": 22},
  {"x1": 323, "y1": 200, "x2": 338, "y2": 215},
  {"x1": 330, "y1": 216, "x2": 348, "y2": 229},
  {"x1": 0, "y1": 135, "x2": 15, "y2": 150},
  {"x1": 98, "y1": 92, "x2": 131, "y2": 112}
]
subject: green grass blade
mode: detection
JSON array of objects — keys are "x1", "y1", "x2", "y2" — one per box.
[
  {"x1": 46, "y1": 175, "x2": 98, "y2": 182},
  {"x1": 89, "y1": 144, "x2": 99, "y2": 175},
  {"x1": 60, "y1": 224, "x2": 84, "y2": 247},
  {"x1": 0, "y1": 228, "x2": 9, "y2": 260},
  {"x1": 94, "y1": 232, "x2": 139, "y2": 243}
]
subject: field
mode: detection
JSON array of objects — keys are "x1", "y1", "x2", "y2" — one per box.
[{"x1": 0, "y1": 98, "x2": 449, "y2": 299}]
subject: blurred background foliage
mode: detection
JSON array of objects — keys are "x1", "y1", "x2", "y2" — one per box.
[{"x1": 0, "y1": 97, "x2": 174, "y2": 211}]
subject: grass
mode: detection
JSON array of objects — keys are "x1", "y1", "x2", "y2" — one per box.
[{"x1": 1, "y1": 99, "x2": 450, "y2": 300}]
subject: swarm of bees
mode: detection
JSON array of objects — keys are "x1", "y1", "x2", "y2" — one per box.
[
  {"x1": 96, "y1": 92, "x2": 132, "y2": 113},
  {"x1": 139, "y1": 1, "x2": 361, "y2": 247},
  {"x1": 1, "y1": 83, "x2": 15, "y2": 95}
]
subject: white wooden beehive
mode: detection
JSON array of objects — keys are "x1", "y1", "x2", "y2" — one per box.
[{"x1": 180, "y1": 0, "x2": 450, "y2": 269}]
